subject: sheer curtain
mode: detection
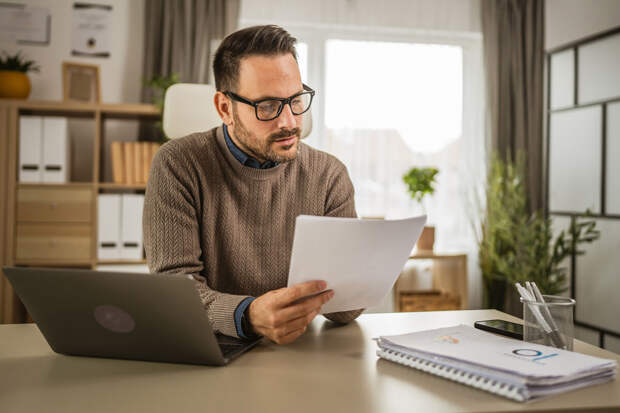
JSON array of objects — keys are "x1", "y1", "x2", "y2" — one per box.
[{"x1": 324, "y1": 35, "x2": 486, "y2": 310}]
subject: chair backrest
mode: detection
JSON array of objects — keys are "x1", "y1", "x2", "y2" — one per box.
[{"x1": 162, "y1": 83, "x2": 312, "y2": 140}]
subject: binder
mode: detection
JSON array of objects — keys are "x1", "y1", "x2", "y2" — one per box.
[
  {"x1": 134, "y1": 142, "x2": 143, "y2": 184},
  {"x1": 376, "y1": 325, "x2": 617, "y2": 402},
  {"x1": 42, "y1": 117, "x2": 70, "y2": 183},
  {"x1": 120, "y1": 194, "x2": 144, "y2": 260},
  {"x1": 141, "y1": 142, "x2": 150, "y2": 183},
  {"x1": 124, "y1": 142, "x2": 135, "y2": 185},
  {"x1": 110, "y1": 142, "x2": 125, "y2": 184},
  {"x1": 97, "y1": 194, "x2": 122, "y2": 260},
  {"x1": 19, "y1": 116, "x2": 43, "y2": 183}
]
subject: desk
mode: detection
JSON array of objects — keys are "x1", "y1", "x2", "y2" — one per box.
[{"x1": 1, "y1": 310, "x2": 619, "y2": 413}]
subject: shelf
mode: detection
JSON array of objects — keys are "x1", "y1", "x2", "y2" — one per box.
[
  {"x1": 97, "y1": 183, "x2": 147, "y2": 190},
  {"x1": 18, "y1": 182, "x2": 94, "y2": 189},
  {"x1": 96, "y1": 259, "x2": 147, "y2": 265},
  {"x1": 409, "y1": 251, "x2": 467, "y2": 260},
  {"x1": 13, "y1": 260, "x2": 92, "y2": 267}
]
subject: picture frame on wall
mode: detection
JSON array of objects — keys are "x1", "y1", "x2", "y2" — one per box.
[{"x1": 62, "y1": 62, "x2": 101, "y2": 103}]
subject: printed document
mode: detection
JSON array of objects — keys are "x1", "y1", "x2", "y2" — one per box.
[{"x1": 287, "y1": 215, "x2": 426, "y2": 314}]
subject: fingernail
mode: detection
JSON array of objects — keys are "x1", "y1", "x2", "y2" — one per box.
[
  {"x1": 328, "y1": 291, "x2": 334, "y2": 299},
  {"x1": 318, "y1": 281, "x2": 327, "y2": 290}
]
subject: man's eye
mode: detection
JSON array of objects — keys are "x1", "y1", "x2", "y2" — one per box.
[{"x1": 259, "y1": 102, "x2": 279, "y2": 113}]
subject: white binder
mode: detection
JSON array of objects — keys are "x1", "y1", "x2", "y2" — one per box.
[
  {"x1": 42, "y1": 117, "x2": 70, "y2": 183},
  {"x1": 19, "y1": 116, "x2": 43, "y2": 182},
  {"x1": 120, "y1": 194, "x2": 145, "y2": 260},
  {"x1": 97, "y1": 194, "x2": 122, "y2": 260}
]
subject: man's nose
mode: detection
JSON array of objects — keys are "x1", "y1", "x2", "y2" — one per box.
[{"x1": 276, "y1": 102, "x2": 297, "y2": 129}]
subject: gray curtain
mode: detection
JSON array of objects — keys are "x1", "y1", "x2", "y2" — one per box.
[
  {"x1": 481, "y1": 0, "x2": 544, "y2": 213},
  {"x1": 141, "y1": 0, "x2": 240, "y2": 103}
]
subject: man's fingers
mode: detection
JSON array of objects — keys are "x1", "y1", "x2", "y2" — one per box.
[
  {"x1": 274, "y1": 310, "x2": 318, "y2": 338},
  {"x1": 277, "y1": 280, "x2": 327, "y2": 307},
  {"x1": 277, "y1": 290, "x2": 333, "y2": 322},
  {"x1": 274, "y1": 326, "x2": 307, "y2": 345}
]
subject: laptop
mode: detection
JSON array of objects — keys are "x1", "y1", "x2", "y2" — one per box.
[{"x1": 2, "y1": 266, "x2": 261, "y2": 366}]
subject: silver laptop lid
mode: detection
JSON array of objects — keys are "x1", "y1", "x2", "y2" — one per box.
[{"x1": 3, "y1": 267, "x2": 236, "y2": 366}]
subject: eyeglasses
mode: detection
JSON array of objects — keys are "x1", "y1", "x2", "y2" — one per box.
[{"x1": 225, "y1": 84, "x2": 315, "y2": 121}]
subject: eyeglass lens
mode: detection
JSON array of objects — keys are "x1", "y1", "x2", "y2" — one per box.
[{"x1": 256, "y1": 92, "x2": 312, "y2": 120}]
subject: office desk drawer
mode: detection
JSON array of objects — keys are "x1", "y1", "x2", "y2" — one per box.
[
  {"x1": 16, "y1": 223, "x2": 92, "y2": 263},
  {"x1": 17, "y1": 186, "x2": 93, "y2": 223}
]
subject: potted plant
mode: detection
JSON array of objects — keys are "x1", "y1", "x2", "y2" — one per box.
[
  {"x1": 0, "y1": 51, "x2": 40, "y2": 99},
  {"x1": 403, "y1": 167, "x2": 439, "y2": 251},
  {"x1": 478, "y1": 154, "x2": 600, "y2": 316}
]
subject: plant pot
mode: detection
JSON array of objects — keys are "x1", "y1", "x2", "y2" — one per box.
[
  {"x1": 416, "y1": 225, "x2": 435, "y2": 251},
  {"x1": 0, "y1": 70, "x2": 31, "y2": 99}
]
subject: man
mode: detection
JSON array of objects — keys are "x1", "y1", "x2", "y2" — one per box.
[{"x1": 143, "y1": 25, "x2": 362, "y2": 345}]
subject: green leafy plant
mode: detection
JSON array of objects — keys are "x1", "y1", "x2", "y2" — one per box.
[
  {"x1": 144, "y1": 73, "x2": 180, "y2": 141},
  {"x1": 0, "y1": 51, "x2": 40, "y2": 73},
  {"x1": 479, "y1": 153, "x2": 600, "y2": 311},
  {"x1": 403, "y1": 167, "x2": 439, "y2": 203}
]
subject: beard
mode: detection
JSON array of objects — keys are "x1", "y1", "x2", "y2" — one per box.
[{"x1": 231, "y1": 106, "x2": 301, "y2": 164}]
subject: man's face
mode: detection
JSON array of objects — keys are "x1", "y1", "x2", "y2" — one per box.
[{"x1": 228, "y1": 53, "x2": 303, "y2": 164}]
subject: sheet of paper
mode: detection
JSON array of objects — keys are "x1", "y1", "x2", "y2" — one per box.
[{"x1": 287, "y1": 215, "x2": 426, "y2": 314}]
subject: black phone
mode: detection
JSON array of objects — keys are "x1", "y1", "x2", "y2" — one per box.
[{"x1": 474, "y1": 319, "x2": 523, "y2": 340}]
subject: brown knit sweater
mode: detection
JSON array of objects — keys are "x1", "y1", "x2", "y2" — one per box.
[{"x1": 143, "y1": 126, "x2": 363, "y2": 338}]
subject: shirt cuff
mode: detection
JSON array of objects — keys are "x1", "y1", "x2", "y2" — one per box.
[{"x1": 234, "y1": 297, "x2": 256, "y2": 339}]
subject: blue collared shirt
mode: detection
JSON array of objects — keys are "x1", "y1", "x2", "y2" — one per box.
[
  {"x1": 223, "y1": 124, "x2": 276, "y2": 338},
  {"x1": 223, "y1": 124, "x2": 278, "y2": 169}
]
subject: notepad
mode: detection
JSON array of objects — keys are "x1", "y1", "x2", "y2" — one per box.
[{"x1": 376, "y1": 325, "x2": 617, "y2": 402}]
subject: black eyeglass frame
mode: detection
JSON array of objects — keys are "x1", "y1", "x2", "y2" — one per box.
[{"x1": 225, "y1": 84, "x2": 315, "y2": 121}]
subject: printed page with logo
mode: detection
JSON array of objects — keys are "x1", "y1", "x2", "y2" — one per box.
[{"x1": 376, "y1": 325, "x2": 617, "y2": 402}]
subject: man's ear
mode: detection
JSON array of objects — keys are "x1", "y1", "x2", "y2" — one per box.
[{"x1": 214, "y1": 91, "x2": 233, "y2": 125}]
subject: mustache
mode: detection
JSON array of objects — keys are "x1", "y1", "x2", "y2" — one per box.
[{"x1": 270, "y1": 128, "x2": 301, "y2": 141}]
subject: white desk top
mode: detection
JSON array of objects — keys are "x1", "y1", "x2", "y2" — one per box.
[{"x1": 1, "y1": 310, "x2": 618, "y2": 413}]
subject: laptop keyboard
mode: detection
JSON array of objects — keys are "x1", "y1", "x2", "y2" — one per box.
[
  {"x1": 220, "y1": 343, "x2": 245, "y2": 357},
  {"x1": 216, "y1": 334, "x2": 249, "y2": 357}
]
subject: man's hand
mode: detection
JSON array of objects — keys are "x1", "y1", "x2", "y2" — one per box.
[{"x1": 247, "y1": 280, "x2": 333, "y2": 344}]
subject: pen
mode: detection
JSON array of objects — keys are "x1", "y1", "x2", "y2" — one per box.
[
  {"x1": 516, "y1": 283, "x2": 568, "y2": 349},
  {"x1": 530, "y1": 282, "x2": 567, "y2": 349},
  {"x1": 515, "y1": 283, "x2": 551, "y2": 333}
]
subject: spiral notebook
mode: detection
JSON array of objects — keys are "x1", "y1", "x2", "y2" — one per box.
[{"x1": 376, "y1": 325, "x2": 617, "y2": 402}]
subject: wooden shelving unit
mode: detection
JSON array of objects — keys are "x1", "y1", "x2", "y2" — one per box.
[
  {"x1": 0, "y1": 99, "x2": 161, "y2": 323},
  {"x1": 394, "y1": 252, "x2": 468, "y2": 312}
]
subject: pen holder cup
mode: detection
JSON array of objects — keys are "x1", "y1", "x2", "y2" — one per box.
[{"x1": 520, "y1": 295, "x2": 576, "y2": 351}]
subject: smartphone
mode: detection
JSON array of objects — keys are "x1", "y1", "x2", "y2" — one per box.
[{"x1": 474, "y1": 319, "x2": 523, "y2": 340}]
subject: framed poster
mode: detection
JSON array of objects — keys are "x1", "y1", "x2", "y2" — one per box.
[
  {"x1": 62, "y1": 62, "x2": 101, "y2": 103},
  {"x1": 71, "y1": 3, "x2": 112, "y2": 58}
]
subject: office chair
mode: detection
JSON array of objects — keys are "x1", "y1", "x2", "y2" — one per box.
[{"x1": 162, "y1": 83, "x2": 313, "y2": 139}]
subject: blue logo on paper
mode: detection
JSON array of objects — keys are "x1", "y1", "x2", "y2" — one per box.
[{"x1": 512, "y1": 348, "x2": 558, "y2": 361}]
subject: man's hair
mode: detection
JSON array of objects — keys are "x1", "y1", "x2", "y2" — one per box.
[{"x1": 213, "y1": 25, "x2": 297, "y2": 92}]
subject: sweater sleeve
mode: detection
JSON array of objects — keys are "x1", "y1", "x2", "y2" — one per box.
[
  {"x1": 322, "y1": 162, "x2": 364, "y2": 324},
  {"x1": 143, "y1": 143, "x2": 251, "y2": 338}
]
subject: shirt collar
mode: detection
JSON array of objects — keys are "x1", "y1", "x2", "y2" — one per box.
[{"x1": 223, "y1": 124, "x2": 278, "y2": 169}]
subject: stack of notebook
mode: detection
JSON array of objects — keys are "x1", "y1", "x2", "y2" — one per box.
[{"x1": 376, "y1": 325, "x2": 617, "y2": 402}]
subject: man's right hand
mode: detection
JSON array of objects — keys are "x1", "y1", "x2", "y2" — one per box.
[{"x1": 247, "y1": 280, "x2": 333, "y2": 345}]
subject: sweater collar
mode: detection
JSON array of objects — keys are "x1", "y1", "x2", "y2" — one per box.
[{"x1": 223, "y1": 124, "x2": 278, "y2": 169}]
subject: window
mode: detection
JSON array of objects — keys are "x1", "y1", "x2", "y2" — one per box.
[{"x1": 324, "y1": 39, "x2": 464, "y2": 222}]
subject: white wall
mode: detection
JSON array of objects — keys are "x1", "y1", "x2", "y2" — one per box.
[
  {"x1": 545, "y1": 0, "x2": 620, "y2": 50},
  {"x1": 0, "y1": 0, "x2": 144, "y2": 102},
  {"x1": 1, "y1": 0, "x2": 145, "y2": 181}
]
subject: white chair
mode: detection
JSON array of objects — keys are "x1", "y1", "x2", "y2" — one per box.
[{"x1": 162, "y1": 83, "x2": 312, "y2": 140}]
